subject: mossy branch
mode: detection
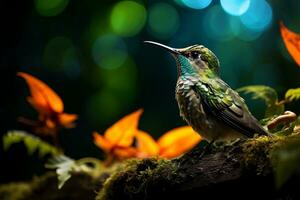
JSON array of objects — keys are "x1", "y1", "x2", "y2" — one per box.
[
  {"x1": 3, "y1": 135, "x2": 300, "y2": 200},
  {"x1": 96, "y1": 134, "x2": 300, "y2": 200}
]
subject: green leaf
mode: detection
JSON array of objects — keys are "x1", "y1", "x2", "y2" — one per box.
[
  {"x1": 237, "y1": 85, "x2": 278, "y2": 105},
  {"x1": 2, "y1": 130, "x2": 60, "y2": 157},
  {"x1": 285, "y1": 88, "x2": 300, "y2": 102},
  {"x1": 237, "y1": 85, "x2": 284, "y2": 117},
  {"x1": 272, "y1": 137, "x2": 300, "y2": 188}
]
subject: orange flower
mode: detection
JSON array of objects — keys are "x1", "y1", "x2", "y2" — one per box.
[
  {"x1": 280, "y1": 21, "x2": 300, "y2": 66},
  {"x1": 18, "y1": 72, "x2": 77, "y2": 135},
  {"x1": 93, "y1": 109, "x2": 143, "y2": 160},
  {"x1": 93, "y1": 110, "x2": 200, "y2": 162},
  {"x1": 135, "y1": 130, "x2": 159, "y2": 158},
  {"x1": 136, "y1": 126, "x2": 202, "y2": 159}
]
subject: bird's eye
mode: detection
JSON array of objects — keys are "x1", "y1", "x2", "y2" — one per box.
[{"x1": 190, "y1": 51, "x2": 199, "y2": 59}]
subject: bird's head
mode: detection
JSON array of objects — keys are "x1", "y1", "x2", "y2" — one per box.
[{"x1": 144, "y1": 41, "x2": 220, "y2": 78}]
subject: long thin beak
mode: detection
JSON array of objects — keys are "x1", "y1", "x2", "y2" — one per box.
[{"x1": 144, "y1": 41, "x2": 179, "y2": 55}]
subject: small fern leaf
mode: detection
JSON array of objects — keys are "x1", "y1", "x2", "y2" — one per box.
[
  {"x1": 237, "y1": 85, "x2": 278, "y2": 105},
  {"x1": 45, "y1": 155, "x2": 79, "y2": 189},
  {"x1": 237, "y1": 85, "x2": 283, "y2": 117},
  {"x1": 39, "y1": 143, "x2": 58, "y2": 157},
  {"x1": 23, "y1": 135, "x2": 40, "y2": 155},
  {"x1": 285, "y1": 88, "x2": 300, "y2": 102},
  {"x1": 3, "y1": 131, "x2": 24, "y2": 151},
  {"x1": 45, "y1": 155, "x2": 103, "y2": 189},
  {"x1": 2, "y1": 130, "x2": 60, "y2": 157}
]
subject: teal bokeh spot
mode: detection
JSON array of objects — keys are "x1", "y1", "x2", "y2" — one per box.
[
  {"x1": 92, "y1": 34, "x2": 128, "y2": 70},
  {"x1": 230, "y1": 17, "x2": 263, "y2": 41},
  {"x1": 220, "y1": 0, "x2": 250, "y2": 16},
  {"x1": 236, "y1": 26, "x2": 262, "y2": 41},
  {"x1": 203, "y1": 6, "x2": 235, "y2": 41},
  {"x1": 181, "y1": 0, "x2": 212, "y2": 9},
  {"x1": 240, "y1": 0, "x2": 273, "y2": 31}
]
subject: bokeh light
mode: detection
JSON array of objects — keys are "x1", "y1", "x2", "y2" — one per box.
[
  {"x1": 88, "y1": 14, "x2": 110, "y2": 44},
  {"x1": 236, "y1": 26, "x2": 263, "y2": 41},
  {"x1": 230, "y1": 17, "x2": 263, "y2": 41},
  {"x1": 148, "y1": 3, "x2": 180, "y2": 39},
  {"x1": 86, "y1": 89, "x2": 123, "y2": 126},
  {"x1": 174, "y1": 0, "x2": 185, "y2": 6},
  {"x1": 35, "y1": 0, "x2": 69, "y2": 17},
  {"x1": 240, "y1": 0, "x2": 273, "y2": 31},
  {"x1": 110, "y1": 1, "x2": 147, "y2": 37},
  {"x1": 85, "y1": 59, "x2": 137, "y2": 126},
  {"x1": 92, "y1": 34, "x2": 128, "y2": 70},
  {"x1": 220, "y1": 0, "x2": 250, "y2": 16},
  {"x1": 43, "y1": 36, "x2": 81, "y2": 77},
  {"x1": 98, "y1": 59, "x2": 137, "y2": 97},
  {"x1": 181, "y1": 0, "x2": 212, "y2": 9},
  {"x1": 63, "y1": 48, "x2": 81, "y2": 79},
  {"x1": 203, "y1": 6, "x2": 235, "y2": 41}
]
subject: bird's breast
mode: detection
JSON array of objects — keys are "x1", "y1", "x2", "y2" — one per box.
[{"x1": 175, "y1": 79, "x2": 210, "y2": 132}]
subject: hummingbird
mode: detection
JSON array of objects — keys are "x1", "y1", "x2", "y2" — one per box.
[{"x1": 144, "y1": 41, "x2": 268, "y2": 142}]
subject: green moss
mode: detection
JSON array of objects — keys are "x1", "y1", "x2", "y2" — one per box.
[
  {"x1": 96, "y1": 158, "x2": 177, "y2": 200},
  {"x1": 242, "y1": 134, "x2": 300, "y2": 175},
  {"x1": 0, "y1": 182, "x2": 31, "y2": 200},
  {"x1": 0, "y1": 172, "x2": 99, "y2": 200},
  {"x1": 0, "y1": 173, "x2": 58, "y2": 200},
  {"x1": 97, "y1": 134, "x2": 300, "y2": 200},
  {"x1": 242, "y1": 136, "x2": 275, "y2": 174}
]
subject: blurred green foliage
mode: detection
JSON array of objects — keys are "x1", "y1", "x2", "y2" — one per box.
[
  {"x1": 3, "y1": 130, "x2": 59, "y2": 157},
  {"x1": 272, "y1": 135, "x2": 300, "y2": 188},
  {"x1": 237, "y1": 85, "x2": 284, "y2": 118}
]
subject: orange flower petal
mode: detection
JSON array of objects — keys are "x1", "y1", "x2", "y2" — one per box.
[
  {"x1": 136, "y1": 131, "x2": 159, "y2": 158},
  {"x1": 26, "y1": 96, "x2": 51, "y2": 116},
  {"x1": 113, "y1": 147, "x2": 137, "y2": 159},
  {"x1": 93, "y1": 131, "x2": 113, "y2": 152},
  {"x1": 157, "y1": 126, "x2": 202, "y2": 159},
  {"x1": 18, "y1": 72, "x2": 64, "y2": 114},
  {"x1": 104, "y1": 109, "x2": 143, "y2": 147},
  {"x1": 58, "y1": 113, "x2": 78, "y2": 128},
  {"x1": 280, "y1": 21, "x2": 300, "y2": 66}
]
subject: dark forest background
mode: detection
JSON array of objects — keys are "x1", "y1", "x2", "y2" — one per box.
[{"x1": 1, "y1": 0, "x2": 300, "y2": 183}]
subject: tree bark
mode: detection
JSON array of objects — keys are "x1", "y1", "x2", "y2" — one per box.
[{"x1": 97, "y1": 135, "x2": 300, "y2": 200}]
